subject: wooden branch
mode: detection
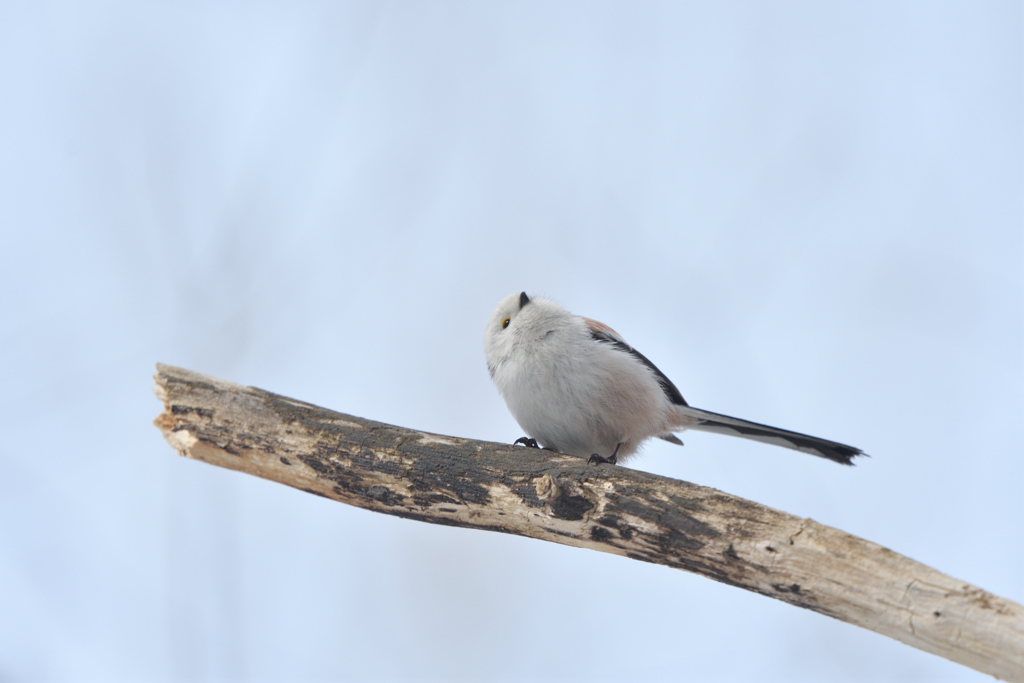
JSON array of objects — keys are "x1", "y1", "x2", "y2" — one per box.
[{"x1": 153, "y1": 363, "x2": 1024, "y2": 681}]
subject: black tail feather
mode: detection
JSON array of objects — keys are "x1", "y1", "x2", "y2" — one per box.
[{"x1": 683, "y1": 408, "x2": 864, "y2": 465}]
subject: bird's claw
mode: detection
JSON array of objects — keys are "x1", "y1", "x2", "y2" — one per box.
[
  {"x1": 514, "y1": 437, "x2": 540, "y2": 449},
  {"x1": 588, "y1": 442, "x2": 623, "y2": 466}
]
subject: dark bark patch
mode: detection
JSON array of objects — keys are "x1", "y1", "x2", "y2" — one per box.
[
  {"x1": 659, "y1": 527, "x2": 705, "y2": 551},
  {"x1": 220, "y1": 441, "x2": 241, "y2": 456},
  {"x1": 171, "y1": 405, "x2": 214, "y2": 418},
  {"x1": 597, "y1": 514, "x2": 636, "y2": 540},
  {"x1": 608, "y1": 492, "x2": 719, "y2": 542},
  {"x1": 665, "y1": 493, "x2": 705, "y2": 512},
  {"x1": 657, "y1": 508, "x2": 719, "y2": 541},
  {"x1": 550, "y1": 494, "x2": 593, "y2": 521},
  {"x1": 412, "y1": 492, "x2": 461, "y2": 508},
  {"x1": 366, "y1": 486, "x2": 403, "y2": 506}
]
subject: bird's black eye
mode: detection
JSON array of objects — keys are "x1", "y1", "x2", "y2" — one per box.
[{"x1": 501, "y1": 317, "x2": 510, "y2": 329}]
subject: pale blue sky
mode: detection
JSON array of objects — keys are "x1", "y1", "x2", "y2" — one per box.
[{"x1": 1, "y1": 2, "x2": 1021, "y2": 681}]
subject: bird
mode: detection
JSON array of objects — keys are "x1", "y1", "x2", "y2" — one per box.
[{"x1": 484, "y1": 291, "x2": 863, "y2": 466}]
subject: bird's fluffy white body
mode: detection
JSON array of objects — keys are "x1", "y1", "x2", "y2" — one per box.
[{"x1": 484, "y1": 292, "x2": 862, "y2": 465}]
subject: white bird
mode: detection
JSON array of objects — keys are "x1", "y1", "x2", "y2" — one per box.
[{"x1": 484, "y1": 291, "x2": 863, "y2": 466}]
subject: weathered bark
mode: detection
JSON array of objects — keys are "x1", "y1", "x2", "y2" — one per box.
[{"x1": 153, "y1": 363, "x2": 1024, "y2": 681}]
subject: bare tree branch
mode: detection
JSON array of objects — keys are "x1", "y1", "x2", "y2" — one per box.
[{"x1": 153, "y1": 364, "x2": 1024, "y2": 681}]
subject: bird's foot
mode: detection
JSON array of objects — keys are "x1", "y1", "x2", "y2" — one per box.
[
  {"x1": 588, "y1": 442, "x2": 624, "y2": 466},
  {"x1": 514, "y1": 437, "x2": 540, "y2": 449}
]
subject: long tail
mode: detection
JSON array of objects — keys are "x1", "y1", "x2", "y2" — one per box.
[{"x1": 677, "y1": 407, "x2": 864, "y2": 465}]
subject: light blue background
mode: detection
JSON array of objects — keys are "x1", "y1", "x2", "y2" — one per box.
[{"x1": 1, "y1": 2, "x2": 1021, "y2": 681}]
